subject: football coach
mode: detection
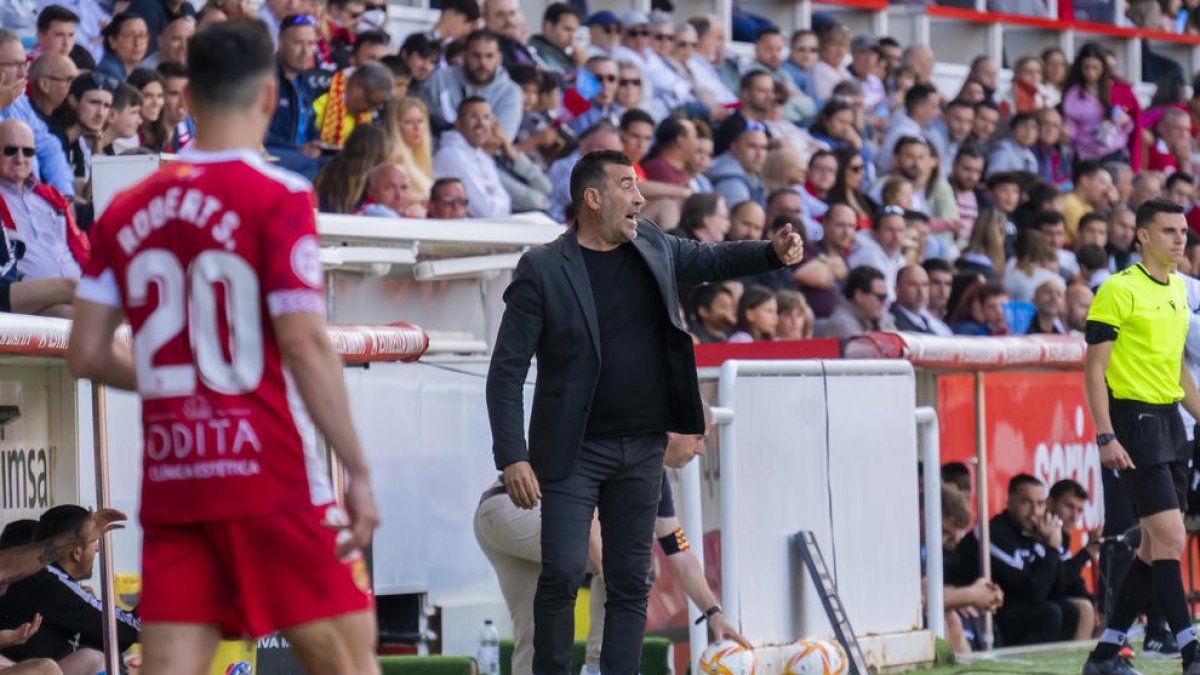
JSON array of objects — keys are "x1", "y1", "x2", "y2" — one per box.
[{"x1": 486, "y1": 149, "x2": 803, "y2": 675}]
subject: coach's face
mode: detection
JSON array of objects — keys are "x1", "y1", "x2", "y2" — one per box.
[
  {"x1": 1007, "y1": 483, "x2": 1046, "y2": 535},
  {"x1": 589, "y1": 163, "x2": 644, "y2": 244}
]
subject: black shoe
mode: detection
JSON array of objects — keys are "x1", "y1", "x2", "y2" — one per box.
[
  {"x1": 1082, "y1": 651, "x2": 1143, "y2": 675},
  {"x1": 1143, "y1": 632, "x2": 1181, "y2": 660}
]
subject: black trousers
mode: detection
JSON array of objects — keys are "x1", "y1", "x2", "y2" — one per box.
[
  {"x1": 533, "y1": 434, "x2": 667, "y2": 675},
  {"x1": 995, "y1": 597, "x2": 1081, "y2": 646}
]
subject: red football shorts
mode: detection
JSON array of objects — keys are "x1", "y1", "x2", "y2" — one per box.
[{"x1": 139, "y1": 503, "x2": 373, "y2": 638}]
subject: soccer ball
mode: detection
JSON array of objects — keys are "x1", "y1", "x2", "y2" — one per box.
[
  {"x1": 698, "y1": 640, "x2": 756, "y2": 675},
  {"x1": 781, "y1": 639, "x2": 847, "y2": 675}
]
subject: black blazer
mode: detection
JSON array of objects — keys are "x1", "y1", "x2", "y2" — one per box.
[{"x1": 486, "y1": 220, "x2": 782, "y2": 481}]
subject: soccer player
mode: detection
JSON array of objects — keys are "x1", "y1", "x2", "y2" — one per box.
[
  {"x1": 1082, "y1": 197, "x2": 1200, "y2": 675},
  {"x1": 65, "y1": 20, "x2": 380, "y2": 675}
]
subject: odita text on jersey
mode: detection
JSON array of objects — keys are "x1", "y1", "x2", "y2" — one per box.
[{"x1": 117, "y1": 187, "x2": 242, "y2": 256}]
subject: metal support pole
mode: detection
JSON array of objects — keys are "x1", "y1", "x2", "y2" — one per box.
[
  {"x1": 975, "y1": 372, "x2": 994, "y2": 650},
  {"x1": 916, "y1": 407, "x2": 944, "y2": 639},
  {"x1": 91, "y1": 384, "x2": 121, "y2": 675}
]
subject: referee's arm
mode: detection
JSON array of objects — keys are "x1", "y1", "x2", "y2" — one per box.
[
  {"x1": 1180, "y1": 357, "x2": 1200, "y2": 422},
  {"x1": 1084, "y1": 331, "x2": 1136, "y2": 470}
]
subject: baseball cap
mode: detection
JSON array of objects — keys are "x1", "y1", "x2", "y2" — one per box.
[
  {"x1": 850, "y1": 34, "x2": 879, "y2": 54},
  {"x1": 620, "y1": 10, "x2": 650, "y2": 26},
  {"x1": 585, "y1": 10, "x2": 620, "y2": 28}
]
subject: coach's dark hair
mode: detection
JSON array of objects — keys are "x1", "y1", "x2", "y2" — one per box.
[
  {"x1": 570, "y1": 150, "x2": 633, "y2": 211},
  {"x1": 35, "y1": 504, "x2": 89, "y2": 542},
  {"x1": 1008, "y1": 473, "x2": 1043, "y2": 495},
  {"x1": 187, "y1": 20, "x2": 274, "y2": 110},
  {"x1": 844, "y1": 265, "x2": 884, "y2": 301},
  {"x1": 1049, "y1": 478, "x2": 1089, "y2": 502},
  {"x1": 1136, "y1": 197, "x2": 1186, "y2": 229}
]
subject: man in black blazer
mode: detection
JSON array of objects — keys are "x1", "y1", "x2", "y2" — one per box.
[{"x1": 486, "y1": 149, "x2": 803, "y2": 674}]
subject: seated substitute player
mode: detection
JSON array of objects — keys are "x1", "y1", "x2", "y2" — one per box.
[
  {"x1": 1082, "y1": 197, "x2": 1200, "y2": 675},
  {"x1": 65, "y1": 20, "x2": 381, "y2": 675}
]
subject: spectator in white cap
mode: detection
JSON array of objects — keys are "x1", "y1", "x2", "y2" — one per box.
[{"x1": 585, "y1": 11, "x2": 621, "y2": 58}]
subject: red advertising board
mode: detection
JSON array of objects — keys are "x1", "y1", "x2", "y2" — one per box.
[{"x1": 938, "y1": 370, "x2": 1102, "y2": 531}]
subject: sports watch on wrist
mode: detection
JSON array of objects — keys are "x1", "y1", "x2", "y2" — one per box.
[
  {"x1": 1096, "y1": 433, "x2": 1117, "y2": 447},
  {"x1": 694, "y1": 605, "x2": 723, "y2": 625}
]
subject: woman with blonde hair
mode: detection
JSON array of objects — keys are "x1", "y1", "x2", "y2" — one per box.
[{"x1": 382, "y1": 97, "x2": 435, "y2": 203}]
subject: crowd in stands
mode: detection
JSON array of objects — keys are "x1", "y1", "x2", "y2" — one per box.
[
  {"x1": 0, "y1": 0, "x2": 1198, "y2": 342},
  {"x1": 0, "y1": 505, "x2": 138, "y2": 675}
]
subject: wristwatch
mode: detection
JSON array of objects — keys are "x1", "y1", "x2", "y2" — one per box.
[
  {"x1": 1096, "y1": 433, "x2": 1117, "y2": 447},
  {"x1": 694, "y1": 605, "x2": 723, "y2": 625}
]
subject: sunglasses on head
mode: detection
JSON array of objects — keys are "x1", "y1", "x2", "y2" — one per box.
[
  {"x1": 281, "y1": 13, "x2": 318, "y2": 28},
  {"x1": 91, "y1": 72, "x2": 120, "y2": 91},
  {"x1": 745, "y1": 121, "x2": 766, "y2": 132},
  {"x1": 3, "y1": 146, "x2": 34, "y2": 158},
  {"x1": 881, "y1": 204, "x2": 905, "y2": 216}
]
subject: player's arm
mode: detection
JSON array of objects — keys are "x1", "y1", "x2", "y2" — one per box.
[
  {"x1": 655, "y1": 516, "x2": 751, "y2": 648},
  {"x1": 1084, "y1": 339, "x2": 1133, "y2": 469},
  {"x1": 66, "y1": 300, "x2": 136, "y2": 391},
  {"x1": 271, "y1": 311, "x2": 378, "y2": 554}
]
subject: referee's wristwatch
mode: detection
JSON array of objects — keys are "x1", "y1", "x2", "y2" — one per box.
[{"x1": 1096, "y1": 433, "x2": 1117, "y2": 447}]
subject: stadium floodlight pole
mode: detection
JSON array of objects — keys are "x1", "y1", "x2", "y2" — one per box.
[
  {"x1": 916, "y1": 407, "x2": 945, "y2": 639},
  {"x1": 974, "y1": 372, "x2": 994, "y2": 650},
  {"x1": 91, "y1": 382, "x2": 122, "y2": 675}
]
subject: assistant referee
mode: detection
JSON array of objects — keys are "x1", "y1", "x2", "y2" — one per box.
[{"x1": 1082, "y1": 198, "x2": 1200, "y2": 675}]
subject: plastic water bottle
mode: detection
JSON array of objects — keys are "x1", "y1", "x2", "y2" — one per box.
[{"x1": 477, "y1": 619, "x2": 500, "y2": 675}]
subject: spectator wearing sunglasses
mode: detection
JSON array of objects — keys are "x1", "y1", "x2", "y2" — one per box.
[
  {"x1": 814, "y1": 264, "x2": 895, "y2": 338},
  {"x1": 0, "y1": 120, "x2": 82, "y2": 317},
  {"x1": 0, "y1": 30, "x2": 76, "y2": 200},
  {"x1": 584, "y1": 11, "x2": 621, "y2": 59},
  {"x1": 565, "y1": 56, "x2": 624, "y2": 137},
  {"x1": 27, "y1": 54, "x2": 78, "y2": 151},
  {"x1": 427, "y1": 177, "x2": 470, "y2": 219},
  {"x1": 529, "y1": 3, "x2": 583, "y2": 74}
]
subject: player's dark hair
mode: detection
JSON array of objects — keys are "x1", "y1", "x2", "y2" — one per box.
[
  {"x1": 1136, "y1": 197, "x2": 1186, "y2": 230},
  {"x1": 1049, "y1": 478, "x2": 1089, "y2": 502},
  {"x1": 570, "y1": 150, "x2": 633, "y2": 209},
  {"x1": 186, "y1": 20, "x2": 274, "y2": 110}
]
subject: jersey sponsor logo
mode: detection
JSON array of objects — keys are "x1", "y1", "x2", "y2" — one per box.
[
  {"x1": 290, "y1": 235, "x2": 322, "y2": 289},
  {"x1": 145, "y1": 417, "x2": 263, "y2": 461}
]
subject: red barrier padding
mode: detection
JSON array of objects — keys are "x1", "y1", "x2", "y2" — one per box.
[
  {"x1": 844, "y1": 332, "x2": 1086, "y2": 371},
  {"x1": 0, "y1": 314, "x2": 430, "y2": 364},
  {"x1": 926, "y1": 4, "x2": 1069, "y2": 29},
  {"x1": 693, "y1": 338, "x2": 840, "y2": 367},
  {"x1": 812, "y1": 0, "x2": 888, "y2": 11}
]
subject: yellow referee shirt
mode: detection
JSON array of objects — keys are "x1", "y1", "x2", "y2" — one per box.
[{"x1": 1087, "y1": 264, "x2": 1188, "y2": 404}]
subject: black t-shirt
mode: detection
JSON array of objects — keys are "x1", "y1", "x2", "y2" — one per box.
[{"x1": 580, "y1": 242, "x2": 671, "y2": 438}]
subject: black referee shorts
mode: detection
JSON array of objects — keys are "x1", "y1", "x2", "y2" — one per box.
[{"x1": 1111, "y1": 398, "x2": 1188, "y2": 518}]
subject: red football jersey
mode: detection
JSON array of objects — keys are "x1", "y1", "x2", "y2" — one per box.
[{"x1": 78, "y1": 148, "x2": 333, "y2": 525}]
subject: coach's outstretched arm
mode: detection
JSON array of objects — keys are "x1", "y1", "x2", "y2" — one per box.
[
  {"x1": 273, "y1": 312, "x2": 380, "y2": 555},
  {"x1": 67, "y1": 300, "x2": 137, "y2": 391}
]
